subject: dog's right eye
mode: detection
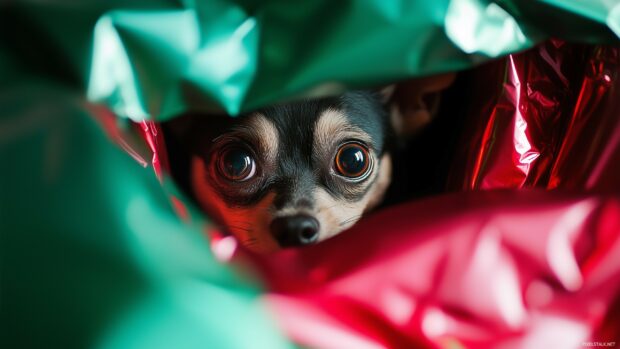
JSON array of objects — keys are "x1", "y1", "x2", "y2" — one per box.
[
  {"x1": 334, "y1": 142, "x2": 371, "y2": 180},
  {"x1": 217, "y1": 146, "x2": 257, "y2": 182}
]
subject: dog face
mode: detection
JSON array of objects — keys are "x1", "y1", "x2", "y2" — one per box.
[{"x1": 164, "y1": 91, "x2": 392, "y2": 252}]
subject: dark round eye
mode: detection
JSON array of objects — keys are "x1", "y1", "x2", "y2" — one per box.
[
  {"x1": 217, "y1": 146, "x2": 257, "y2": 181},
  {"x1": 334, "y1": 142, "x2": 371, "y2": 179}
]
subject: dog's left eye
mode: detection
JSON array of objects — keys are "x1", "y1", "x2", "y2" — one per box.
[
  {"x1": 334, "y1": 142, "x2": 371, "y2": 179},
  {"x1": 217, "y1": 146, "x2": 257, "y2": 181}
]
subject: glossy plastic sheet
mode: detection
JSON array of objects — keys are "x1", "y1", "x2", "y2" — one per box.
[
  {"x1": 448, "y1": 42, "x2": 620, "y2": 192},
  {"x1": 255, "y1": 192, "x2": 620, "y2": 349},
  {"x1": 2, "y1": 0, "x2": 619, "y2": 120}
]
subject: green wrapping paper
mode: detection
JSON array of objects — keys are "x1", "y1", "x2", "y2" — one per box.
[
  {"x1": 0, "y1": 81, "x2": 292, "y2": 348},
  {"x1": 1, "y1": 1, "x2": 619, "y2": 348},
  {"x1": 3, "y1": 1, "x2": 618, "y2": 120}
]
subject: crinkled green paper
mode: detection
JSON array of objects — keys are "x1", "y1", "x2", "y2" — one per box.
[
  {"x1": 3, "y1": 0, "x2": 619, "y2": 120},
  {"x1": 0, "y1": 80, "x2": 292, "y2": 349},
  {"x1": 1, "y1": 1, "x2": 619, "y2": 348}
]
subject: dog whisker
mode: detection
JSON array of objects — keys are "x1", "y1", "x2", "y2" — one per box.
[
  {"x1": 318, "y1": 203, "x2": 343, "y2": 213},
  {"x1": 339, "y1": 215, "x2": 363, "y2": 227},
  {"x1": 227, "y1": 223, "x2": 251, "y2": 227},
  {"x1": 227, "y1": 225, "x2": 252, "y2": 232},
  {"x1": 242, "y1": 238, "x2": 259, "y2": 246},
  {"x1": 229, "y1": 220, "x2": 253, "y2": 227}
]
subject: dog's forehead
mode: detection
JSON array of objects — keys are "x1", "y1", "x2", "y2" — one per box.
[
  {"x1": 253, "y1": 91, "x2": 386, "y2": 146},
  {"x1": 256, "y1": 97, "x2": 338, "y2": 134}
]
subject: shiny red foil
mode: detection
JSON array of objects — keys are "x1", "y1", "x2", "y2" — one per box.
[
  {"x1": 448, "y1": 41, "x2": 620, "y2": 191},
  {"x1": 548, "y1": 46, "x2": 620, "y2": 191},
  {"x1": 254, "y1": 192, "x2": 620, "y2": 349},
  {"x1": 139, "y1": 120, "x2": 167, "y2": 181}
]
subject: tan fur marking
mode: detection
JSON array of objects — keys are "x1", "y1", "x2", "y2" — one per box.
[
  {"x1": 312, "y1": 154, "x2": 392, "y2": 241},
  {"x1": 313, "y1": 188, "x2": 360, "y2": 239},
  {"x1": 314, "y1": 109, "x2": 372, "y2": 158},
  {"x1": 365, "y1": 154, "x2": 392, "y2": 210},
  {"x1": 244, "y1": 113, "x2": 278, "y2": 164}
]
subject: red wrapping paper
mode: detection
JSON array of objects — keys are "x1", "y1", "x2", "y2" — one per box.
[
  {"x1": 448, "y1": 41, "x2": 620, "y2": 192},
  {"x1": 548, "y1": 46, "x2": 620, "y2": 191},
  {"x1": 254, "y1": 192, "x2": 620, "y2": 349}
]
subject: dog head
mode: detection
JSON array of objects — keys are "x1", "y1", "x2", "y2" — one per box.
[{"x1": 163, "y1": 91, "x2": 392, "y2": 252}]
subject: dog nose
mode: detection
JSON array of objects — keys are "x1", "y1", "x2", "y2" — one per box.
[{"x1": 270, "y1": 215, "x2": 320, "y2": 247}]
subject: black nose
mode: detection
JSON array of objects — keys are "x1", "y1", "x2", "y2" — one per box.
[{"x1": 270, "y1": 215, "x2": 320, "y2": 247}]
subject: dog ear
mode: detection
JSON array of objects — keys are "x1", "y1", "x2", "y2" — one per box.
[
  {"x1": 163, "y1": 112, "x2": 234, "y2": 148},
  {"x1": 379, "y1": 84, "x2": 397, "y2": 103},
  {"x1": 383, "y1": 73, "x2": 456, "y2": 138}
]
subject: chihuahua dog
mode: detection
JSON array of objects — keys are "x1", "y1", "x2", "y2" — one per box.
[{"x1": 163, "y1": 91, "x2": 393, "y2": 252}]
